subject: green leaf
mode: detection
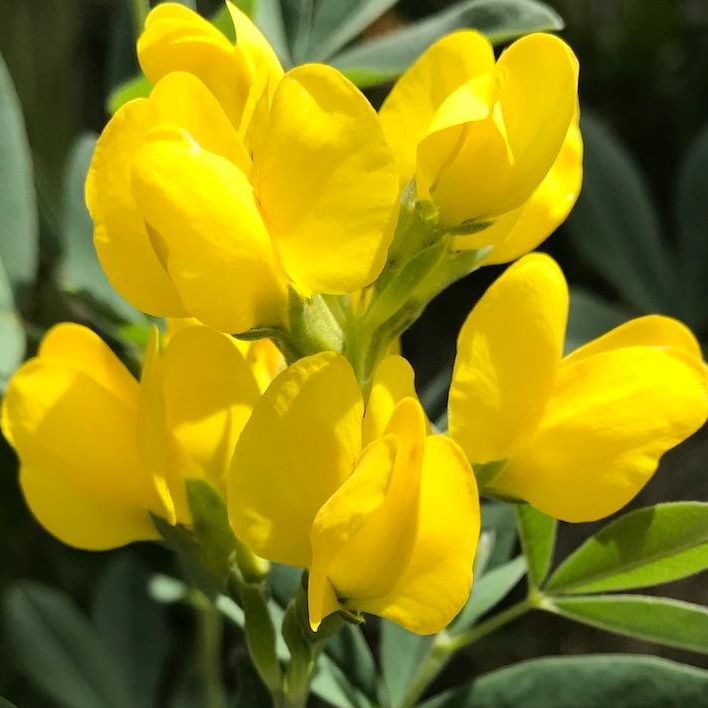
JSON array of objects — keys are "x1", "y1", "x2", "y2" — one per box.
[
  {"x1": 381, "y1": 620, "x2": 433, "y2": 708},
  {"x1": 0, "y1": 699, "x2": 18, "y2": 708},
  {"x1": 314, "y1": 654, "x2": 375, "y2": 708},
  {"x1": 516, "y1": 504, "x2": 556, "y2": 588},
  {"x1": 59, "y1": 134, "x2": 144, "y2": 323},
  {"x1": 254, "y1": 0, "x2": 292, "y2": 66},
  {"x1": 452, "y1": 556, "x2": 526, "y2": 631},
  {"x1": 324, "y1": 624, "x2": 379, "y2": 705},
  {"x1": 552, "y1": 595, "x2": 708, "y2": 655},
  {"x1": 0, "y1": 51, "x2": 38, "y2": 296},
  {"x1": 420, "y1": 654, "x2": 708, "y2": 707},
  {"x1": 269, "y1": 562, "x2": 302, "y2": 607},
  {"x1": 565, "y1": 113, "x2": 677, "y2": 313},
  {"x1": 332, "y1": 0, "x2": 564, "y2": 88},
  {"x1": 0, "y1": 257, "x2": 25, "y2": 390},
  {"x1": 233, "y1": 650, "x2": 273, "y2": 708},
  {"x1": 106, "y1": 74, "x2": 151, "y2": 115},
  {"x1": 546, "y1": 502, "x2": 708, "y2": 595},
  {"x1": 4, "y1": 582, "x2": 133, "y2": 708},
  {"x1": 676, "y1": 124, "x2": 708, "y2": 328},
  {"x1": 565, "y1": 287, "x2": 629, "y2": 354},
  {"x1": 307, "y1": 0, "x2": 399, "y2": 61},
  {"x1": 481, "y1": 502, "x2": 517, "y2": 570},
  {"x1": 92, "y1": 554, "x2": 169, "y2": 708},
  {"x1": 279, "y1": 0, "x2": 314, "y2": 64}
]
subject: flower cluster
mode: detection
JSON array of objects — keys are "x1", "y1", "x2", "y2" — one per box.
[{"x1": 2, "y1": 1, "x2": 706, "y2": 644}]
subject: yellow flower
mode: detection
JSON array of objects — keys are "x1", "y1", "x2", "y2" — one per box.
[
  {"x1": 379, "y1": 31, "x2": 581, "y2": 260},
  {"x1": 86, "y1": 2, "x2": 399, "y2": 333},
  {"x1": 1, "y1": 322, "x2": 269, "y2": 550},
  {"x1": 137, "y1": 2, "x2": 283, "y2": 134},
  {"x1": 229, "y1": 354, "x2": 480, "y2": 634},
  {"x1": 448, "y1": 253, "x2": 708, "y2": 522}
]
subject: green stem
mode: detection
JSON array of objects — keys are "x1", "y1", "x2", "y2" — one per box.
[
  {"x1": 226, "y1": 568, "x2": 284, "y2": 704},
  {"x1": 130, "y1": 0, "x2": 150, "y2": 38},
  {"x1": 195, "y1": 595, "x2": 228, "y2": 708},
  {"x1": 281, "y1": 578, "x2": 343, "y2": 707},
  {"x1": 398, "y1": 599, "x2": 532, "y2": 708}
]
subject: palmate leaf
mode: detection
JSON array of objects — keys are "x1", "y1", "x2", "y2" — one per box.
[
  {"x1": 108, "y1": 0, "x2": 563, "y2": 107},
  {"x1": 552, "y1": 595, "x2": 708, "y2": 655},
  {"x1": 91, "y1": 555, "x2": 169, "y2": 708},
  {"x1": 305, "y1": 0, "x2": 400, "y2": 62},
  {"x1": 546, "y1": 502, "x2": 708, "y2": 595},
  {"x1": 381, "y1": 620, "x2": 433, "y2": 708},
  {"x1": 420, "y1": 655, "x2": 708, "y2": 707},
  {"x1": 4, "y1": 582, "x2": 133, "y2": 708}
]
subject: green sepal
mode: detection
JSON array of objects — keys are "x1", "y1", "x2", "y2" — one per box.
[
  {"x1": 151, "y1": 479, "x2": 256, "y2": 597},
  {"x1": 288, "y1": 290, "x2": 344, "y2": 357}
]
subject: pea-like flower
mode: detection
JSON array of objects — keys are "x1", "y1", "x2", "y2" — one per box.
[
  {"x1": 448, "y1": 253, "x2": 708, "y2": 522},
  {"x1": 1, "y1": 322, "x2": 277, "y2": 549},
  {"x1": 379, "y1": 30, "x2": 581, "y2": 261},
  {"x1": 87, "y1": 1, "x2": 399, "y2": 333},
  {"x1": 229, "y1": 354, "x2": 480, "y2": 634}
]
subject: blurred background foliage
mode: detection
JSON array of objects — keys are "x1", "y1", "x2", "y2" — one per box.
[{"x1": 1, "y1": 0, "x2": 707, "y2": 706}]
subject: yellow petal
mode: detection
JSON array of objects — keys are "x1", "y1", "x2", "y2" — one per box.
[
  {"x1": 567, "y1": 314, "x2": 704, "y2": 365},
  {"x1": 378, "y1": 30, "x2": 495, "y2": 185},
  {"x1": 150, "y1": 71, "x2": 252, "y2": 173},
  {"x1": 138, "y1": 2, "x2": 252, "y2": 127},
  {"x1": 325, "y1": 399, "x2": 426, "y2": 603},
  {"x1": 360, "y1": 435, "x2": 480, "y2": 634},
  {"x1": 38, "y1": 322, "x2": 138, "y2": 406},
  {"x1": 131, "y1": 125, "x2": 287, "y2": 333},
  {"x1": 254, "y1": 63, "x2": 399, "y2": 295},
  {"x1": 361, "y1": 355, "x2": 416, "y2": 445},
  {"x1": 240, "y1": 338, "x2": 286, "y2": 394},
  {"x1": 226, "y1": 1, "x2": 282, "y2": 93},
  {"x1": 449, "y1": 253, "x2": 568, "y2": 463},
  {"x1": 229, "y1": 352, "x2": 363, "y2": 567},
  {"x1": 1, "y1": 325, "x2": 169, "y2": 549},
  {"x1": 87, "y1": 71, "x2": 251, "y2": 319},
  {"x1": 426, "y1": 33, "x2": 578, "y2": 226},
  {"x1": 490, "y1": 346, "x2": 708, "y2": 521},
  {"x1": 415, "y1": 73, "x2": 503, "y2": 215},
  {"x1": 161, "y1": 326, "x2": 261, "y2": 493},
  {"x1": 137, "y1": 326, "x2": 186, "y2": 527},
  {"x1": 86, "y1": 98, "x2": 185, "y2": 316},
  {"x1": 492, "y1": 33, "x2": 578, "y2": 209},
  {"x1": 309, "y1": 435, "x2": 397, "y2": 630},
  {"x1": 463, "y1": 115, "x2": 583, "y2": 262}
]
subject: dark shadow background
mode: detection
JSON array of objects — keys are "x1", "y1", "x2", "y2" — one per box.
[{"x1": 0, "y1": 0, "x2": 707, "y2": 705}]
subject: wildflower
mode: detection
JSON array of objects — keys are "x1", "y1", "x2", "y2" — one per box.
[
  {"x1": 379, "y1": 30, "x2": 581, "y2": 258},
  {"x1": 229, "y1": 354, "x2": 480, "y2": 633},
  {"x1": 87, "y1": 2, "x2": 399, "y2": 333},
  {"x1": 448, "y1": 253, "x2": 708, "y2": 521},
  {"x1": 1, "y1": 322, "x2": 269, "y2": 549}
]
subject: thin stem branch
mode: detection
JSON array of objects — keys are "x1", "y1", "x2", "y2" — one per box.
[
  {"x1": 398, "y1": 599, "x2": 532, "y2": 708},
  {"x1": 195, "y1": 596, "x2": 228, "y2": 708}
]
